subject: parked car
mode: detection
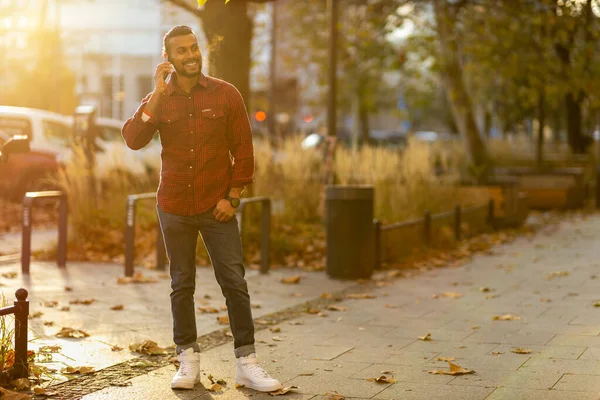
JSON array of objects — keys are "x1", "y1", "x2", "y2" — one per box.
[
  {"x1": 0, "y1": 106, "x2": 161, "y2": 201},
  {"x1": 0, "y1": 106, "x2": 67, "y2": 200}
]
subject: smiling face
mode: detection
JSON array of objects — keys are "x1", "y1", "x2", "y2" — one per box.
[{"x1": 164, "y1": 33, "x2": 202, "y2": 78}]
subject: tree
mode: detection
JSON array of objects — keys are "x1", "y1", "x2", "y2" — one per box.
[{"x1": 165, "y1": 0, "x2": 272, "y2": 110}]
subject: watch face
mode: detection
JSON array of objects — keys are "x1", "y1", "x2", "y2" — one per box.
[{"x1": 231, "y1": 197, "x2": 240, "y2": 207}]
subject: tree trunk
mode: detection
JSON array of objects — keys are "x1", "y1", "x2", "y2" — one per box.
[
  {"x1": 200, "y1": 0, "x2": 253, "y2": 109},
  {"x1": 433, "y1": 0, "x2": 490, "y2": 176}
]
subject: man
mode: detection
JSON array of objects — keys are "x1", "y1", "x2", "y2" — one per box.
[{"x1": 122, "y1": 25, "x2": 282, "y2": 393}]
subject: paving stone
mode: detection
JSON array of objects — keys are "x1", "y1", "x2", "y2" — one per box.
[
  {"x1": 521, "y1": 357, "x2": 600, "y2": 375},
  {"x1": 463, "y1": 330, "x2": 556, "y2": 346},
  {"x1": 372, "y1": 382, "x2": 495, "y2": 400},
  {"x1": 490, "y1": 344, "x2": 586, "y2": 360},
  {"x1": 546, "y1": 334, "x2": 600, "y2": 347},
  {"x1": 553, "y1": 373, "x2": 600, "y2": 392},
  {"x1": 485, "y1": 387, "x2": 598, "y2": 400}
]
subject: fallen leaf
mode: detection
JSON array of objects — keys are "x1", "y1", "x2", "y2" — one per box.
[
  {"x1": 29, "y1": 311, "x2": 43, "y2": 319},
  {"x1": 437, "y1": 357, "x2": 456, "y2": 362},
  {"x1": 346, "y1": 293, "x2": 376, "y2": 299},
  {"x1": 327, "y1": 305, "x2": 347, "y2": 312},
  {"x1": 324, "y1": 391, "x2": 345, "y2": 400},
  {"x1": 111, "y1": 345, "x2": 123, "y2": 351},
  {"x1": 217, "y1": 315, "x2": 229, "y2": 325},
  {"x1": 272, "y1": 336, "x2": 283, "y2": 342},
  {"x1": 290, "y1": 293, "x2": 304, "y2": 297},
  {"x1": 594, "y1": 302, "x2": 600, "y2": 308},
  {"x1": 428, "y1": 362, "x2": 474, "y2": 376},
  {"x1": 43, "y1": 321, "x2": 54, "y2": 327},
  {"x1": 321, "y1": 293, "x2": 334, "y2": 299},
  {"x1": 492, "y1": 314, "x2": 521, "y2": 321},
  {"x1": 56, "y1": 327, "x2": 90, "y2": 338},
  {"x1": 306, "y1": 308, "x2": 320, "y2": 314},
  {"x1": 385, "y1": 304, "x2": 398, "y2": 308},
  {"x1": 2, "y1": 272, "x2": 17, "y2": 279},
  {"x1": 251, "y1": 303, "x2": 262, "y2": 309},
  {"x1": 61, "y1": 366, "x2": 95, "y2": 374},
  {"x1": 69, "y1": 299, "x2": 95, "y2": 305},
  {"x1": 39, "y1": 345, "x2": 61, "y2": 353},
  {"x1": 225, "y1": 332, "x2": 233, "y2": 338},
  {"x1": 110, "y1": 304, "x2": 124, "y2": 311},
  {"x1": 198, "y1": 307, "x2": 219, "y2": 313},
  {"x1": 485, "y1": 294, "x2": 499, "y2": 299},
  {"x1": 207, "y1": 383, "x2": 223, "y2": 392},
  {"x1": 540, "y1": 298, "x2": 552, "y2": 303},
  {"x1": 418, "y1": 333, "x2": 432, "y2": 341},
  {"x1": 432, "y1": 292, "x2": 463, "y2": 299},
  {"x1": 367, "y1": 375, "x2": 397, "y2": 383},
  {"x1": 280, "y1": 276, "x2": 301, "y2": 284},
  {"x1": 11, "y1": 378, "x2": 30, "y2": 390},
  {"x1": 269, "y1": 386, "x2": 299, "y2": 396},
  {"x1": 511, "y1": 347, "x2": 532, "y2": 354},
  {"x1": 491, "y1": 351, "x2": 504, "y2": 355},
  {"x1": 380, "y1": 370, "x2": 394, "y2": 374},
  {"x1": 43, "y1": 301, "x2": 58, "y2": 308},
  {"x1": 128, "y1": 340, "x2": 167, "y2": 355},
  {"x1": 289, "y1": 321, "x2": 303, "y2": 325},
  {"x1": 479, "y1": 287, "x2": 492, "y2": 292},
  {"x1": 33, "y1": 387, "x2": 58, "y2": 396},
  {"x1": 472, "y1": 325, "x2": 480, "y2": 330},
  {"x1": 130, "y1": 360, "x2": 154, "y2": 368},
  {"x1": 546, "y1": 271, "x2": 569, "y2": 280},
  {"x1": 59, "y1": 306, "x2": 70, "y2": 312},
  {"x1": 270, "y1": 326, "x2": 281, "y2": 333},
  {"x1": 64, "y1": 286, "x2": 73, "y2": 292},
  {"x1": 0, "y1": 387, "x2": 31, "y2": 399},
  {"x1": 117, "y1": 273, "x2": 158, "y2": 284}
]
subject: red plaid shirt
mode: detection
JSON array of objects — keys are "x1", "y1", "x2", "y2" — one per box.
[{"x1": 122, "y1": 73, "x2": 254, "y2": 216}]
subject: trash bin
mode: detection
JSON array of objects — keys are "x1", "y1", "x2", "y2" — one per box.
[{"x1": 325, "y1": 185, "x2": 375, "y2": 280}]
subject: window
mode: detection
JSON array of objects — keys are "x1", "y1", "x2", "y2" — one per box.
[
  {"x1": 42, "y1": 119, "x2": 72, "y2": 146},
  {"x1": 0, "y1": 116, "x2": 32, "y2": 139}
]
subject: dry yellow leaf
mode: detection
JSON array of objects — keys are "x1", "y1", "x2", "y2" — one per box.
[
  {"x1": 479, "y1": 287, "x2": 492, "y2": 292},
  {"x1": 198, "y1": 307, "x2": 219, "y2": 313},
  {"x1": 280, "y1": 276, "x2": 301, "y2": 284},
  {"x1": 11, "y1": 378, "x2": 30, "y2": 390},
  {"x1": 0, "y1": 387, "x2": 31, "y2": 400},
  {"x1": 59, "y1": 306, "x2": 70, "y2": 312},
  {"x1": 29, "y1": 311, "x2": 43, "y2": 319},
  {"x1": 540, "y1": 298, "x2": 552, "y2": 303},
  {"x1": 43, "y1": 321, "x2": 54, "y2": 327},
  {"x1": 217, "y1": 315, "x2": 229, "y2": 325},
  {"x1": 346, "y1": 293, "x2": 376, "y2": 299},
  {"x1": 69, "y1": 299, "x2": 95, "y2": 305},
  {"x1": 492, "y1": 314, "x2": 521, "y2": 321},
  {"x1": 366, "y1": 375, "x2": 397, "y2": 383},
  {"x1": 270, "y1": 326, "x2": 281, "y2": 333},
  {"x1": 61, "y1": 366, "x2": 95, "y2": 374},
  {"x1": 437, "y1": 357, "x2": 456, "y2": 362},
  {"x1": 64, "y1": 286, "x2": 73, "y2": 292},
  {"x1": 418, "y1": 333, "x2": 432, "y2": 341},
  {"x1": 511, "y1": 347, "x2": 532, "y2": 354},
  {"x1": 129, "y1": 340, "x2": 167, "y2": 355},
  {"x1": 324, "y1": 392, "x2": 345, "y2": 400},
  {"x1": 207, "y1": 383, "x2": 222, "y2": 392},
  {"x1": 111, "y1": 345, "x2": 123, "y2": 352},
  {"x1": 306, "y1": 308, "x2": 320, "y2": 314},
  {"x1": 594, "y1": 301, "x2": 600, "y2": 308},
  {"x1": 491, "y1": 351, "x2": 504, "y2": 355},
  {"x1": 321, "y1": 293, "x2": 334, "y2": 299},
  {"x1": 546, "y1": 271, "x2": 569, "y2": 280},
  {"x1": 432, "y1": 292, "x2": 464, "y2": 299},
  {"x1": 33, "y1": 387, "x2": 58, "y2": 396},
  {"x1": 327, "y1": 305, "x2": 348, "y2": 312},
  {"x1": 43, "y1": 301, "x2": 58, "y2": 308},
  {"x1": 2, "y1": 272, "x2": 17, "y2": 279},
  {"x1": 56, "y1": 327, "x2": 90, "y2": 338},
  {"x1": 268, "y1": 386, "x2": 299, "y2": 396},
  {"x1": 472, "y1": 325, "x2": 480, "y2": 330},
  {"x1": 111, "y1": 304, "x2": 124, "y2": 311},
  {"x1": 428, "y1": 362, "x2": 474, "y2": 376},
  {"x1": 272, "y1": 336, "x2": 283, "y2": 342}
]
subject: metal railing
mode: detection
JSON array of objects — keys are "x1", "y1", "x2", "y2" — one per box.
[
  {"x1": 124, "y1": 194, "x2": 271, "y2": 276},
  {"x1": 0, "y1": 289, "x2": 29, "y2": 379},
  {"x1": 236, "y1": 197, "x2": 271, "y2": 274},
  {"x1": 374, "y1": 200, "x2": 495, "y2": 269},
  {"x1": 22, "y1": 191, "x2": 68, "y2": 274},
  {"x1": 124, "y1": 193, "x2": 166, "y2": 277}
]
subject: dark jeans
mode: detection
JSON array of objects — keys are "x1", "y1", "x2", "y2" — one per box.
[{"x1": 157, "y1": 205, "x2": 255, "y2": 358}]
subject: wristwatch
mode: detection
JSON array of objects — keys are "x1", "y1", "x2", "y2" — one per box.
[{"x1": 225, "y1": 195, "x2": 240, "y2": 208}]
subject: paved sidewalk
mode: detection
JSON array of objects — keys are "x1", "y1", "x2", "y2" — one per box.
[{"x1": 70, "y1": 213, "x2": 600, "y2": 400}]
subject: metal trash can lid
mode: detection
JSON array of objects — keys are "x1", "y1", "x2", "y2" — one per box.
[{"x1": 326, "y1": 185, "x2": 374, "y2": 200}]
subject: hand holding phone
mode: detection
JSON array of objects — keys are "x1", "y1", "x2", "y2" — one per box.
[{"x1": 154, "y1": 58, "x2": 173, "y2": 94}]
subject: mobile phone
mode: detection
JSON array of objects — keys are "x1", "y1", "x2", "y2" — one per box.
[{"x1": 163, "y1": 55, "x2": 172, "y2": 83}]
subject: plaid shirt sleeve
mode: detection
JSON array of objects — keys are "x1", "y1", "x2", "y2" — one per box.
[
  {"x1": 225, "y1": 84, "x2": 254, "y2": 188},
  {"x1": 121, "y1": 92, "x2": 160, "y2": 150}
]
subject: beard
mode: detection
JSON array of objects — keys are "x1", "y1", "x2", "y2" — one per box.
[{"x1": 174, "y1": 57, "x2": 202, "y2": 78}]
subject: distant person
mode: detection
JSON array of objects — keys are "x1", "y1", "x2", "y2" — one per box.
[{"x1": 122, "y1": 25, "x2": 282, "y2": 393}]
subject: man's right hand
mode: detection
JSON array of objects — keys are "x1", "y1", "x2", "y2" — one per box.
[{"x1": 154, "y1": 62, "x2": 173, "y2": 94}]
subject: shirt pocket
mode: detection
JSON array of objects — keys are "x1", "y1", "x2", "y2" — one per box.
[
  {"x1": 201, "y1": 108, "x2": 226, "y2": 142},
  {"x1": 158, "y1": 113, "x2": 181, "y2": 147}
]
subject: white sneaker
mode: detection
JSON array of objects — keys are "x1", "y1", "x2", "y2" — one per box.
[
  {"x1": 171, "y1": 348, "x2": 201, "y2": 390},
  {"x1": 235, "y1": 353, "x2": 283, "y2": 392}
]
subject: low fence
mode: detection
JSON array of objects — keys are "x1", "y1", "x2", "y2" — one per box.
[
  {"x1": 0, "y1": 289, "x2": 29, "y2": 380},
  {"x1": 21, "y1": 191, "x2": 68, "y2": 274},
  {"x1": 124, "y1": 194, "x2": 272, "y2": 276},
  {"x1": 374, "y1": 200, "x2": 494, "y2": 268}
]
